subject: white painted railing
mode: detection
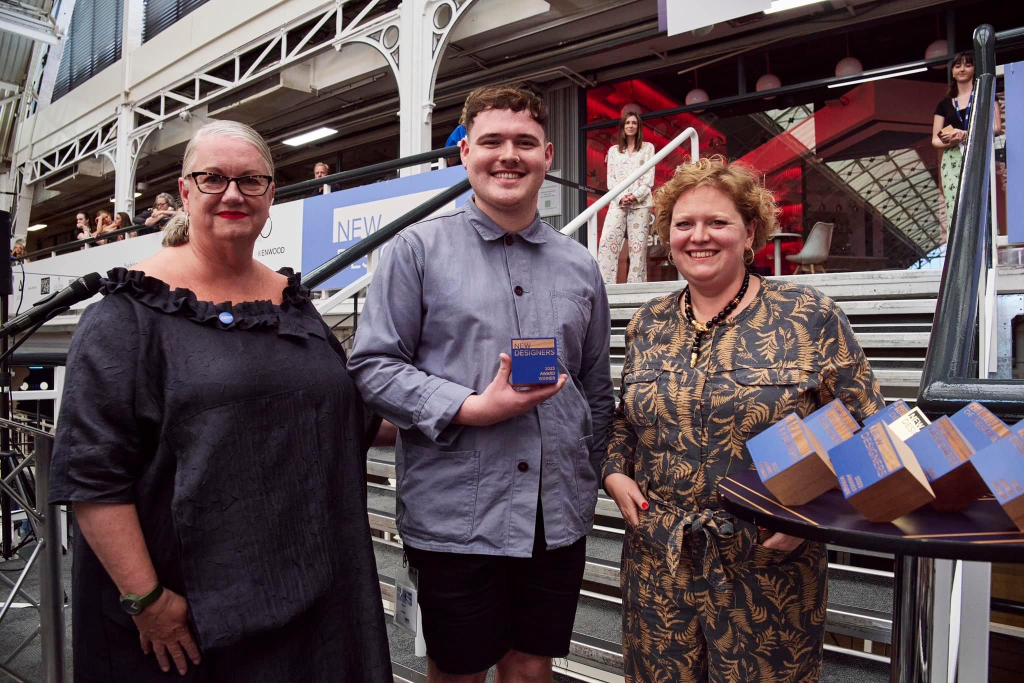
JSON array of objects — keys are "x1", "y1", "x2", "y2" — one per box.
[{"x1": 560, "y1": 127, "x2": 700, "y2": 251}]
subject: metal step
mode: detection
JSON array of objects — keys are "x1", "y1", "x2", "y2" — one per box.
[
  {"x1": 609, "y1": 298, "x2": 939, "y2": 323},
  {"x1": 609, "y1": 365, "x2": 922, "y2": 388},
  {"x1": 608, "y1": 332, "x2": 931, "y2": 351}
]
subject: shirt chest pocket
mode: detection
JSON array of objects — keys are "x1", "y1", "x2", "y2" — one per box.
[
  {"x1": 621, "y1": 368, "x2": 663, "y2": 427},
  {"x1": 728, "y1": 367, "x2": 812, "y2": 435},
  {"x1": 551, "y1": 290, "x2": 592, "y2": 373}
]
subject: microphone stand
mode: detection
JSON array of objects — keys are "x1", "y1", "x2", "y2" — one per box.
[{"x1": 0, "y1": 304, "x2": 71, "y2": 560}]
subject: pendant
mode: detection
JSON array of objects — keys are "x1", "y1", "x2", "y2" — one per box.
[
  {"x1": 690, "y1": 351, "x2": 698, "y2": 368},
  {"x1": 691, "y1": 320, "x2": 708, "y2": 333}
]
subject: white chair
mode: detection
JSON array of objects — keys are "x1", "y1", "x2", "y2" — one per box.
[{"x1": 786, "y1": 222, "x2": 834, "y2": 274}]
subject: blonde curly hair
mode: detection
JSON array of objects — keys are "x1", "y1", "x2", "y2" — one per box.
[{"x1": 652, "y1": 155, "x2": 779, "y2": 254}]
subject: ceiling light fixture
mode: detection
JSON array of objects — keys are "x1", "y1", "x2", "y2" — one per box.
[
  {"x1": 764, "y1": 0, "x2": 828, "y2": 14},
  {"x1": 827, "y1": 66, "x2": 928, "y2": 88},
  {"x1": 282, "y1": 127, "x2": 338, "y2": 147},
  {"x1": 27, "y1": 223, "x2": 47, "y2": 231}
]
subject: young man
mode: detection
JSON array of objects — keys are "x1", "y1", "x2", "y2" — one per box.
[{"x1": 348, "y1": 86, "x2": 614, "y2": 682}]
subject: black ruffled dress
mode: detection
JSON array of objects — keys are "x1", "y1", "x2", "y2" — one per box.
[{"x1": 50, "y1": 268, "x2": 391, "y2": 682}]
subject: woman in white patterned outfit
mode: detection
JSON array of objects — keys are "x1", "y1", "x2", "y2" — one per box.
[{"x1": 597, "y1": 112, "x2": 656, "y2": 284}]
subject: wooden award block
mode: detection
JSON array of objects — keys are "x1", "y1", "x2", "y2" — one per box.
[
  {"x1": 970, "y1": 431, "x2": 1024, "y2": 531},
  {"x1": 803, "y1": 399, "x2": 860, "y2": 450},
  {"x1": 904, "y1": 417, "x2": 986, "y2": 511},
  {"x1": 949, "y1": 401, "x2": 1010, "y2": 451},
  {"x1": 746, "y1": 413, "x2": 838, "y2": 506},
  {"x1": 862, "y1": 399, "x2": 911, "y2": 429},
  {"x1": 828, "y1": 422, "x2": 936, "y2": 522}
]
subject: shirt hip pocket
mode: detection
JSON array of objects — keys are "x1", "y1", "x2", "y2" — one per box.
[{"x1": 397, "y1": 443, "x2": 480, "y2": 544}]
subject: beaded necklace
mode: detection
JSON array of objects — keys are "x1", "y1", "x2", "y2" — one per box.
[{"x1": 682, "y1": 271, "x2": 751, "y2": 368}]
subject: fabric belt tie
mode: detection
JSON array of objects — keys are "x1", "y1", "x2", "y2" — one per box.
[{"x1": 648, "y1": 491, "x2": 735, "y2": 592}]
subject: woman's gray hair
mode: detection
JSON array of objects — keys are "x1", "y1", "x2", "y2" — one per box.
[
  {"x1": 161, "y1": 212, "x2": 189, "y2": 247},
  {"x1": 181, "y1": 120, "x2": 275, "y2": 177},
  {"x1": 155, "y1": 192, "x2": 177, "y2": 209}
]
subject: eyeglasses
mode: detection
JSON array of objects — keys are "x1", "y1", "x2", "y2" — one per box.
[{"x1": 187, "y1": 172, "x2": 273, "y2": 196}]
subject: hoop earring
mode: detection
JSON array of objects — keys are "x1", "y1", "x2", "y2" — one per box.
[
  {"x1": 261, "y1": 216, "x2": 273, "y2": 239},
  {"x1": 743, "y1": 246, "x2": 754, "y2": 265},
  {"x1": 183, "y1": 214, "x2": 190, "y2": 239}
]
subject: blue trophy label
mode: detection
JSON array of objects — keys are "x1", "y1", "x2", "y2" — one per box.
[
  {"x1": 510, "y1": 338, "x2": 558, "y2": 385},
  {"x1": 862, "y1": 400, "x2": 910, "y2": 428},
  {"x1": 949, "y1": 401, "x2": 1010, "y2": 450}
]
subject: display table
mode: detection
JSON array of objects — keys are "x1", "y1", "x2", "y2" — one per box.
[{"x1": 718, "y1": 470, "x2": 1024, "y2": 682}]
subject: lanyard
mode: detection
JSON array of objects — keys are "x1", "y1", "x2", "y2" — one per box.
[{"x1": 953, "y1": 90, "x2": 973, "y2": 129}]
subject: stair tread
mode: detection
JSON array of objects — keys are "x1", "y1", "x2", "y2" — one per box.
[
  {"x1": 828, "y1": 569, "x2": 893, "y2": 615},
  {"x1": 822, "y1": 648, "x2": 890, "y2": 682}
]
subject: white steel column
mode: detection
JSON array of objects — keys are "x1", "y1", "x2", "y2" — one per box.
[
  {"x1": 113, "y1": 0, "x2": 145, "y2": 216},
  {"x1": 397, "y1": 0, "x2": 477, "y2": 176}
]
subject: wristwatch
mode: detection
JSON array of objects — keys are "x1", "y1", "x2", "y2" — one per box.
[{"x1": 120, "y1": 583, "x2": 164, "y2": 616}]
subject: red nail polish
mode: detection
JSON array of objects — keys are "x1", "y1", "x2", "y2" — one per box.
[{"x1": 641, "y1": 502, "x2": 649, "y2": 510}]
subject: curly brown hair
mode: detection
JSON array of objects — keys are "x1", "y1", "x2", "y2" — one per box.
[
  {"x1": 652, "y1": 155, "x2": 779, "y2": 253},
  {"x1": 462, "y1": 85, "x2": 548, "y2": 137}
]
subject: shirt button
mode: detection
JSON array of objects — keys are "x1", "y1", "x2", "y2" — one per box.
[
  {"x1": 514, "y1": 285, "x2": 524, "y2": 296},
  {"x1": 517, "y1": 462, "x2": 529, "y2": 472},
  {"x1": 504, "y1": 235, "x2": 514, "y2": 246}
]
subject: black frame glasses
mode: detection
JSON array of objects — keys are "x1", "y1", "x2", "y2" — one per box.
[{"x1": 187, "y1": 172, "x2": 274, "y2": 196}]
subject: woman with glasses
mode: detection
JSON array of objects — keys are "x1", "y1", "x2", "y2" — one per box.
[
  {"x1": 50, "y1": 120, "x2": 392, "y2": 682},
  {"x1": 138, "y1": 192, "x2": 179, "y2": 230}
]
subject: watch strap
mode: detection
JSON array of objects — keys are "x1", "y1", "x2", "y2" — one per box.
[{"x1": 122, "y1": 582, "x2": 164, "y2": 612}]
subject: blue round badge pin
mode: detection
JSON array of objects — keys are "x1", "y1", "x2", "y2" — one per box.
[{"x1": 218, "y1": 311, "x2": 234, "y2": 325}]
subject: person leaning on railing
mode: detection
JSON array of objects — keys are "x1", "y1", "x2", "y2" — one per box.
[
  {"x1": 602, "y1": 155, "x2": 885, "y2": 682},
  {"x1": 49, "y1": 119, "x2": 393, "y2": 682},
  {"x1": 135, "y1": 192, "x2": 179, "y2": 230},
  {"x1": 74, "y1": 211, "x2": 93, "y2": 243},
  {"x1": 932, "y1": 51, "x2": 1003, "y2": 240}
]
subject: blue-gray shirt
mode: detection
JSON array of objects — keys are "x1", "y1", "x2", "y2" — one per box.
[{"x1": 348, "y1": 198, "x2": 614, "y2": 557}]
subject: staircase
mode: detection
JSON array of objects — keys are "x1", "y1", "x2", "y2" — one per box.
[{"x1": 366, "y1": 267, "x2": 1024, "y2": 682}]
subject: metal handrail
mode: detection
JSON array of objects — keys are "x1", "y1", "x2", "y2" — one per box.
[
  {"x1": 560, "y1": 127, "x2": 699, "y2": 238},
  {"x1": 302, "y1": 178, "x2": 471, "y2": 290},
  {"x1": 916, "y1": 23, "x2": 1024, "y2": 421},
  {"x1": 22, "y1": 223, "x2": 160, "y2": 261},
  {"x1": 275, "y1": 145, "x2": 461, "y2": 200}
]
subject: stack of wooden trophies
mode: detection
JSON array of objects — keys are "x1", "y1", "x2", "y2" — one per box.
[{"x1": 747, "y1": 399, "x2": 1024, "y2": 528}]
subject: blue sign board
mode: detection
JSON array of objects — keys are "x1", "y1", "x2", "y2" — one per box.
[{"x1": 301, "y1": 166, "x2": 469, "y2": 290}]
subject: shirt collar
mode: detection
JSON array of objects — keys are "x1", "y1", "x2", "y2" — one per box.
[{"x1": 466, "y1": 195, "x2": 548, "y2": 244}]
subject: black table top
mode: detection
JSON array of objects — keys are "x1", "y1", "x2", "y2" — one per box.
[{"x1": 718, "y1": 471, "x2": 1024, "y2": 562}]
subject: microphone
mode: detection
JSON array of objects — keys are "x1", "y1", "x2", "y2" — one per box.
[{"x1": 0, "y1": 272, "x2": 103, "y2": 338}]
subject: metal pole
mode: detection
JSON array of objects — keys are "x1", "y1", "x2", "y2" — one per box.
[
  {"x1": 35, "y1": 437, "x2": 66, "y2": 683},
  {"x1": 890, "y1": 556, "x2": 945, "y2": 683},
  {"x1": 955, "y1": 561, "x2": 991, "y2": 682},
  {"x1": 1, "y1": 282, "x2": 9, "y2": 560}
]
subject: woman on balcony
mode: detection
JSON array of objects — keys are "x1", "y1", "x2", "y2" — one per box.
[
  {"x1": 596, "y1": 110, "x2": 656, "y2": 284},
  {"x1": 602, "y1": 156, "x2": 883, "y2": 682},
  {"x1": 932, "y1": 51, "x2": 1003, "y2": 238},
  {"x1": 50, "y1": 120, "x2": 392, "y2": 682}
]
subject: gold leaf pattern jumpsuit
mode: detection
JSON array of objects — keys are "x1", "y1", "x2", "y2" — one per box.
[{"x1": 602, "y1": 278, "x2": 884, "y2": 682}]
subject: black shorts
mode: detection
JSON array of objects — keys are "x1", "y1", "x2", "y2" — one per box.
[{"x1": 404, "y1": 535, "x2": 586, "y2": 675}]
